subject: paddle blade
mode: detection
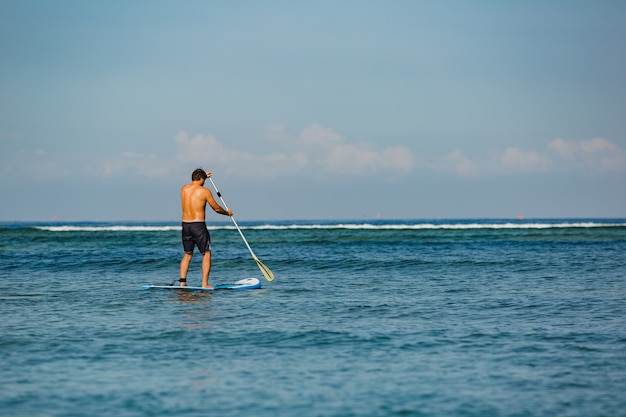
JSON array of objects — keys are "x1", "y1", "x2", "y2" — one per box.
[{"x1": 255, "y1": 257, "x2": 275, "y2": 281}]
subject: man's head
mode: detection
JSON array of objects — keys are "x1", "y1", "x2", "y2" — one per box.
[{"x1": 191, "y1": 168, "x2": 208, "y2": 182}]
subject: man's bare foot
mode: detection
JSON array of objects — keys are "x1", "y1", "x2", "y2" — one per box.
[{"x1": 179, "y1": 278, "x2": 187, "y2": 287}]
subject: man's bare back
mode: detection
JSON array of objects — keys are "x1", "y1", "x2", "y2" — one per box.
[{"x1": 181, "y1": 173, "x2": 232, "y2": 221}]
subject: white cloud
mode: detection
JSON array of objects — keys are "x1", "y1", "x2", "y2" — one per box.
[
  {"x1": 444, "y1": 149, "x2": 479, "y2": 176},
  {"x1": 548, "y1": 137, "x2": 626, "y2": 171},
  {"x1": 174, "y1": 131, "x2": 308, "y2": 178},
  {"x1": 93, "y1": 152, "x2": 170, "y2": 178},
  {"x1": 324, "y1": 143, "x2": 414, "y2": 175},
  {"x1": 7, "y1": 130, "x2": 621, "y2": 185},
  {"x1": 298, "y1": 124, "x2": 344, "y2": 150},
  {"x1": 120, "y1": 152, "x2": 157, "y2": 159},
  {"x1": 174, "y1": 132, "x2": 225, "y2": 163},
  {"x1": 0, "y1": 149, "x2": 72, "y2": 180},
  {"x1": 265, "y1": 122, "x2": 291, "y2": 144},
  {"x1": 442, "y1": 137, "x2": 625, "y2": 177},
  {"x1": 498, "y1": 147, "x2": 550, "y2": 172},
  {"x1": 297, "y1": 124, "x2": 414, "y2": 175},
  {"x1": 0, "y1": 124, "x2": 414, "y2": 183},
  {"x1": 173, "y1": 124, "x2": 415, "y2": 178}
]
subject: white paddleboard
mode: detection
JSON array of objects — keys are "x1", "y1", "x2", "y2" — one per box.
[{"x1": 141, "y1": 277, "x2": 261, "y2": 291}]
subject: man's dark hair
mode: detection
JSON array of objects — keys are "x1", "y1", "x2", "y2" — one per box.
[{"x1": 191, "y1": 168, "x2": 207, "y2": 181}]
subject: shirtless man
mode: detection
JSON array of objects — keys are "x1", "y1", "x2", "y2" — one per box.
[{"x1": 179, "y1": 168, "x2": 232, "y2": 288}]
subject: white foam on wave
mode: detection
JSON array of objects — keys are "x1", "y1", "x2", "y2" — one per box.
[
  {"x1": 36, "y1": 225, "x2": 182, "y2": 232},
  {"x1": 34, "y1": 221, "x2": 625, "y2": 232},
  {"x1": 250, "y1": 222, "x2": 625, "y2": 230}
]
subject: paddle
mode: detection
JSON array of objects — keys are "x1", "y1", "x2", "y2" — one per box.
[{"x1": 208, "y1": 177, "x2": 275, "y2": 282}]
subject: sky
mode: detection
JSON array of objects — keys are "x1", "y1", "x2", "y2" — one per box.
[{"x1": 1, "y1": 0, "x2": 625, "y2": 221}]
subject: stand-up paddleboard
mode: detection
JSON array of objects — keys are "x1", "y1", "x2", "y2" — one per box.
[{"x1": 141, "y1": 277, "x2": 261, "y2": 291}]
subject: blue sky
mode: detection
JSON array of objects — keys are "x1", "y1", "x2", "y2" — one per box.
[{"x1": 1, "y1": 1, "x2": 625, "y2": 221}]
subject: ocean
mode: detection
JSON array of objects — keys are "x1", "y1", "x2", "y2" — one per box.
[{"x1": 1, "y1": 218, "x2": 625, "y2": 417}]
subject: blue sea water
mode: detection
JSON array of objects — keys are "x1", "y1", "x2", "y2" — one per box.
[{"x1": 1, "y1": 218, "x2": 625, "y2": 417}]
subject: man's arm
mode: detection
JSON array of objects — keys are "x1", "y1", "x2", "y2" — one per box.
[{"x1": 206, "y1": 189, "x2": 233, "y2": 216}]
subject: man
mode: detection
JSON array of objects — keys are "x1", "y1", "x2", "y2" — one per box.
[{"x1": 179, "y1": 168, "x2": 232, "y2": 288}]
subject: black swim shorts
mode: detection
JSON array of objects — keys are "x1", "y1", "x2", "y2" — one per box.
[{"x1": 181, "y1": 222, "x2": 212, "y2": 254}]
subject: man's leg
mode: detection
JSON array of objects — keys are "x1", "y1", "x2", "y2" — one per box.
[
  {"x1": 179, "y1": 252, "x2": 193, "y2": 286},
  {"x1": 201, "y1": 251, "x2": 212, "y2": 288}
]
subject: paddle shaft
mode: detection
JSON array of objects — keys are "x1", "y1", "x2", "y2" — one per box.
[
  {"x1": 208, "y1": 178, "x2": 254, "y2": 254},
  {"x1": 208, "y1": 177, "x2": 274, "y2": 281}
]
